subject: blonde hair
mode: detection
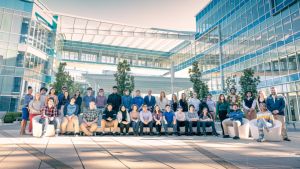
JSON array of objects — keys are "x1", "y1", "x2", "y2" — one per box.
[
  {"x1": 258, "y1": 90, "x2": 266, "y2": 100},
  {"x1": 160, "y1": 91, "x2": 166, "y2": 102}
]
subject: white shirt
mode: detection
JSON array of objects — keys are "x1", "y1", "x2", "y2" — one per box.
[{"x1": 188, "y1": 98, "x2": 200, "y2": 111}]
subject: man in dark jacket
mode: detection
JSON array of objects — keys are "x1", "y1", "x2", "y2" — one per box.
[
  {"x1": 266, "y1": 86, "x2": 290, "y2": 141},
  {"x1": 144, "y1": 89, "x2": 156, "y2": 112},
  {"x1": 100, "y1": 104, "x2": 118, "y2": 135},
  {"x1": 107, "y1": 86, "x2": 122, "y2": 112}
]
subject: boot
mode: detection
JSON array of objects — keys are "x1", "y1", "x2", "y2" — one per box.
[{"x1": 19, "y1": 120, "x2": 27, "y2": 135}]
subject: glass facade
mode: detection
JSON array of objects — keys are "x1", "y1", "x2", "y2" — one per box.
[
  {"x1": 0, "y1": 0, "x2": 56, "y2": 112},
  {"x1": 171, "y1": 0, "x2": 300, "y2": 121}
]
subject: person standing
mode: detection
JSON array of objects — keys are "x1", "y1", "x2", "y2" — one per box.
[
  {"x1": 83, "y1": 87, "x2": 96, "y2": 109},
  {"x1": 57, "y1": 86, "x2": 67, "y2": 106},
  {"x1": 139, "y1": 104, "x2": 154, "y2": 136},
  {"x1": 157, "y1": 91, "x2": 169, "y2": 111},
  {"x1": 107, "y1": 86, "x2": 122, "y2": 112},
  {"x1": 198, "y1": 99, "x2": 209, "y2": 116},
  {"x1": 28, "y1": 92, "x2": 42, "y2": 133},
  {"x1": 130, "y1": 104, "x2": 140, "y2": 136},
  {"x1": 188, "y1": 93, "x2": 200, "y2": 112},
  {"x1": 39, "y1": 87, "x2": 48, "y2": 107},
  {"x1": 266, "y1": 87, "x2": 291, "y2": 141},
  {"x1": 74, "y1": 90, "x2": 82, "y2": 114},
  {"x1": 61, "y1": 97, "x2": 80, "y2": 136},
  {"x1": 257, "y1": 90, "x2": 266, "y2": 112},
  {"x1": 179, "y1": 93, "x2": 188, "y2": 112},
  {"x1": 216, "y1": 94, "x2": 230, "y2": 136},
  {"x1": 117, "y1": 105, "x2": 131, "y2": 135},
  {"x1": 46, "y1": 88, "x2": 59, "y2": 106},
  {"x1": 58, "y1": 91, "x2": 70, "y2": 119},
  {"x1": 132, "y1": 90, "x2": 144, "y2": 111},
  {"x1": 206, "y1": 94, "x2": 216, "y2": 119},
  {"x1": 80, "y1": 101, "x2": 99, "y2": 136},
  {"x1": 122, "y1": 89, "x2": 133, "y2": 112},
  {"x1": 152, "y1": 105, "x2": 163, "y2": 136},
  {"x1": 227, "y1": 88, "x2": 240, "y2": 110},
  {"x1": 143, "y1": 89, "x2": 156, "y2": 112},
  {"x1": 170, "y1": 94, "x2": 178, "y2": 112},
  {"x1": 242, "y1": 91, "x2": 257, "y2": 120},
  {"x1": 95, "y1": 88, "x2": 107, "y2": 125},
  {"x1": 39, "y1": 98, "x2": 60, "y2": 137},
  {"x1": 162, "y1": 105, "x2": 177, "y2": 136},
  {"x1": 20, "y1": 86, "x2": 33, "y2": 135}
]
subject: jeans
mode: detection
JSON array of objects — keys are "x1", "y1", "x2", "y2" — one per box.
[
  {"x1": 257, "y1": 119, "x2": 273, "y2": 139},
  {"x1": 97, "y1": 107, "x2": 105, "y2": 126},
  {"x1": 131, "y1": 121, "x2": 140, "y2": 134},
  {"x1": 39, "y1": 117, "x2": 60, "y2": 134},
  {"x1": 176, "y1": 120, "x2": 188, "y2": 134},
  {"x1": 199, "y1": 121, "x2": 217, "y2": 134},
  {"x1": 188, "y1": 121, "x2": 201, "y2": 134},
  {"x1": 163, "y1": 121, "x2": 176, "y2": 133},
  {"x1": 140, "y1": 121, "x2": 153, "y2": 134},
  {"x1": 153, "y1": 121, "x2": 162, "y2": 133}
]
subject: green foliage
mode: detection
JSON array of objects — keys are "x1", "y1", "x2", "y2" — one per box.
[
  {"x1": 224, "y1": 75, "x2": 237, "y2": 95},
  {"x1": 114, "y1": 60, "x2": 135, "y2": 95},
  {"x1": 52, "y1": 62, "x2": 80, "y2": 95},
  {"x1": 188, "y1": 61, "x2": 209, "y2": 99},
  {"x1": 239, "y1": 68, "x2": 260, "y2": 99},
  {"x1": 3, "y1": 112, "x2": 22, "y2": 123}
]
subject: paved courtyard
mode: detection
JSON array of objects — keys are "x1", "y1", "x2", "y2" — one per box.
[{"x1": 0, "y1": 123, "x2": 299, "y2": 169}]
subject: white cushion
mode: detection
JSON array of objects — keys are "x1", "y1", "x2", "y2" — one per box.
[
  {"x1": 32, "y1": 115, "x2": 55, "y2": 137},
  {"x1": 249, "y1": 119, "x2": 282, "y2": 141},
  {"x1": 228, "y1": 118, "x2": 250, "y2": 139}
]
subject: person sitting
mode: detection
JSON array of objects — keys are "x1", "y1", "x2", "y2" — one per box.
[
  {"x1": 130, "y1": 104, "x2": 140, "y2": 136},
  {"x1": 256, "y1": 103, "x2": 274, "y2": 142},
  {"x1": 139, "y1": 104, "x2": 154, "y2": 136},
  {"x1": 175, "y1": 106, "x2": 188, "y2": 136},
  {"x1": 100, "y1": 104, "x2": 118, "y2": 136},
  {"x1": 80, "y1": 101, "x2": 99, "y2": 136},
  {"x1": 39, "y1": 98, "x2": 60, "y2": 137},
  {"x1": 61, "y1": 97, "x2": 80, "y2": 136},
  {"x1": 117, "y1": 105, "x2": 131, "y2": 135},
  {"x1": 186, "y1": 105, "x2": 201, "y2": 136},
  {"x1": 222, "y1": 103, "x2": 244, "y2": 140},
  {"x1": 162, "y1": 104, "x2": 177, "y2": 136},
  {"x1": 199, "y1": 107, "x2": 218, "y2": 136},
  {"x1": 153, "y1": 105, "x2": 163, "y2": 136}
]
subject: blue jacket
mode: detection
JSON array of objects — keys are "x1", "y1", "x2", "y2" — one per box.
[
  {"x1": 266, "y1": 95, "x2": 285, "y2": 116},
  {"x1": 132, "y1": 96, "x2": 144, "y2": 110},
  {"x1": 144, "y1": 95, "x2": 156, "y2": 110},
  {"x1": 122, "y1": 95, "x2": 133, "y2": 110},
  {"x1": 228, "y1": 110, "x2": 244, "y2": 124},
  {"x1": 63, "y1": 103, "x2": 79, "y2": 116}
]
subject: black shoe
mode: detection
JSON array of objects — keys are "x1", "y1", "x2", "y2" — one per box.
[
  {"x1": 223, "y1": 135, "x2": 230, "y2": 138},
  {"x1": 233, "y1": 136, "x2": 240, "y2": 140},
  {"x1": 177, "y1": 133, "x2": 181, "y2": 136},
  {"x1": 150, "y1": 132, "x2": 154, "y2": 136},
  {"x1": 165, "y1": 133, "x2": 168, "y2": 136},
  {"x1": 100, "y1": 132, "x2": 105, "y2": 136},
  {"x1": 196, "y1": 133, "x2": 203, "y2": 136},
  {"x1": 113, "y1": 132, "x2": 117, "y2": 136},
  {"x1": 139, "y1": 133, "x2": 143, "y2": 136},
  {"x1": 283, "y1": 138, "x2": 291, "y2": 141}
]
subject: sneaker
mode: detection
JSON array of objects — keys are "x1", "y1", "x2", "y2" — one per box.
[
  {"x1": 55, "y1": 133, "x2": 59, "y2": 137},
  {"x1": 74, "y1": 133, "x2": 79, "y2": 137},
  {"x1": 233, "y1": 136, "x2": 240, "y2": 140},
  {"x1": 177, "y1": 133, "x2": 181, "y2": 136},
  {"x1": 223, "y1": 135, "x2": 230, "y2": 138},
  {"x1": 283, "y1": 138, "x2": 291, "y2": 141},
  {"x1": 100, "y1": 132, "x2": 105, "y2": 136},
  {"x1": 93, "y1": 132, "x2": 97, "y2": 136},
  {"x1": 257, "y1": 138, "x2": 265, "y2": 142},
  {"x1": 113, "y1": 132, "x2": 117, "y2": 136}
]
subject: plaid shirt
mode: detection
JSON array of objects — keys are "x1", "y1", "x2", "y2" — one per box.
[
  {"x1": 41, "y1": 106, "x2": 59, "y2": 118},
  {"x1": 83, "y1": 108, "x2": 99, "y2": 122}
]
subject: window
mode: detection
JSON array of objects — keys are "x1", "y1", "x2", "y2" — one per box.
[{"x1": 292, "y1": 11, "x2": 300, "y2": 33}]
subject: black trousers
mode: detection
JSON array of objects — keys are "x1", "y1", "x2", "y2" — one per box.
[
  {"x1": 140, "y1": 121, "x2": 153, "y2": 134},
  {"x1": 218, "y1": 110, "x2": 228, "y2": 135},
  {"x1": 176, "y1": 120, "x2": 188, "y2": 133},
  {"x1": 119, "y1": 122, "x2": 130, "y2": 133},
  {"x1": 153, "y1": 122, "x2": 162, "y2": 133}
]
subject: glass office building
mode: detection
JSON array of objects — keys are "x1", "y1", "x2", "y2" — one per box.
[{"x1": 172, "y1": 0, "x2": 300, "y2": 122}]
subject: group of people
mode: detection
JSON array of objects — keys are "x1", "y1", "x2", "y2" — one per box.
[{"x1": 20, "y1": 85, "x2": 291, "y2": 142}]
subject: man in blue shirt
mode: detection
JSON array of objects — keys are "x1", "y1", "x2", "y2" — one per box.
[
  {"x1": 83, "y1": 87, "x2": 96, "y2": 109},
  {"x1": 266, "y1": 86, "x2": 290, "y2": 141},
  {"x1": 61, "y1": 97, "x2": 80, "y2": 136},
  {"x1": 121, "y1": 89, "x2": 132, "y2": 111},
  {"x1": 222, "y1": 103, "x2": 244, "y2": 140},
  {"x1": 20, "y1": 86, "x2": 33, "y2": 135},
  {"x1": 132, "y1": 90, "x2": 144, "y2": 111},
  {"x1": 144, "y1": 89, "x2": 156, "y2": 112},
  {"x1": 163, "y1": 104, "x2": 177, "y2": 136},
  {"x1": 58, "y1": 86, "x2": 67, "y2": 105}
]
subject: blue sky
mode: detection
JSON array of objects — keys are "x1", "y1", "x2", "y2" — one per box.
[{"x1": 41, "y1": 0, "x2": 211, "y2": 31}]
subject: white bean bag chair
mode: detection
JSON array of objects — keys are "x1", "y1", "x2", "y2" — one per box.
[
  {"x1": 228, "y1": 118, "x2": 250, "y2": 139},
  {"x1": 249, "y1": 119, "x2": 282, "y2": 141},
  {"x1": 32, "y1": 115, "x2": 55, "y2": 137}
]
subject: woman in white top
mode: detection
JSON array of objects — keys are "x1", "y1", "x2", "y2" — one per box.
[{"x1": 157, "y1": 91, "x2": 169, "y2": 111}]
